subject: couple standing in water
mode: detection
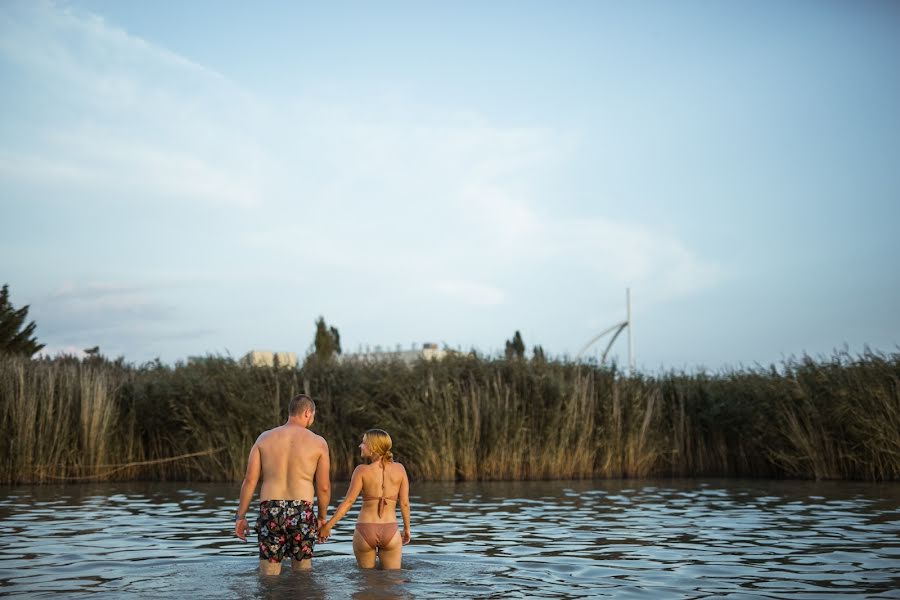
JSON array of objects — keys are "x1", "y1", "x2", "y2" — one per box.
[{"x1": 234, "y1": 394, "x2": 411, "y2": 573}]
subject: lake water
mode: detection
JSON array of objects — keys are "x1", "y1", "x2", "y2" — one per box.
[{"x1": 1, "y1": 479, "x2": 898, "y2": 598}]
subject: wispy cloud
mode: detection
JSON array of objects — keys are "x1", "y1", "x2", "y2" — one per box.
[
  {"x1": 242, "y1": 106, "x2": 721, "y2": 305},
  {"x1": 536, "y1": 217, "x2": 723, "y2": 301},
  {"x1": 1, "y1": 0, "x2": 723, "y2": 361},
  {"x1": 0, "y1": 0, "x2": 268, "y2": 207},
  {"x1": 36, "y1": 281, "x2": 176, "y2": 335},
  {"x1": 29, "y1": 278, "x2": 217, "y2": 360}
]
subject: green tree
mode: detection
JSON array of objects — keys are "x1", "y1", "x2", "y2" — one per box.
[
  {"x1": 504, "y1": 330, "x2": 526, "y2": 360},
  {"x1": 533, "y1": 345, "x2": 546, "y2": 363},
  {"x1": 0, "y1": 284, "x2": 45, "y2": 356},
  {"x1": 312, "y1": 316, "x2": 342, "y2": 361}
]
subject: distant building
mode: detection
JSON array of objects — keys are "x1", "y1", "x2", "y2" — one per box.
[
  {"x1": 340, "y1": 342, "x2": 448, "y2": 366},
  {"x1": 241, "y1": 350, "x2": 298, "y2": 368}
]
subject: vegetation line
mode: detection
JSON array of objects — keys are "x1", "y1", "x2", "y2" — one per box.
[{"x1": 1, "y1": 350, "x2": 898, "y2": 484}]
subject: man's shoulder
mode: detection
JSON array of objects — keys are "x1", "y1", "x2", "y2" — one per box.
[
  {"x1": 308, "y1": 431, "x2": 328, "y2": 448},
  {"x1": 293, "y1": 428, "x2": 327, "y2": 450},
  {"x1": 255, "y1": 425, "x2": 288, "y2": 445}
]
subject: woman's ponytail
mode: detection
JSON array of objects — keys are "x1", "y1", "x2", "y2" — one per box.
[{"x1": 364, "y1": 429, "x2": 394, "y2": 464}]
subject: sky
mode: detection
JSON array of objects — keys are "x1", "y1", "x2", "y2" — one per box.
[{"x1": 1, "y1": 0, "x2": 899, "y2": 370}]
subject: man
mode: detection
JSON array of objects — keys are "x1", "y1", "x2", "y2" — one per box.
[{"x1": 234, "y1": 394, "x2": 331, "y2": 574}]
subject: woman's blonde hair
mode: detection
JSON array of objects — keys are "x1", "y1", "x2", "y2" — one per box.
[{"x1": 364, "y1": 429, "x2": 393, "y2": 463}]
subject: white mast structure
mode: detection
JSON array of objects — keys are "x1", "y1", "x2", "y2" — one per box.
[{"x1": 577, "y1": 288, "x2": 635, "y2": 375}]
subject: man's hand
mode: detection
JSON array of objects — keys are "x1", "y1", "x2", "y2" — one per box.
[
  {"x1": 402, "y1": 529, "x2": 411, "y2": 545},
  {"x1": 235, "y1": 517, "x2": 250, "y2": 541}
]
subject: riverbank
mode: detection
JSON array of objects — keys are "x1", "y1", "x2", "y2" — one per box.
[{"x1": 1, "y1": 350, "x2": 897, "y2": 483}]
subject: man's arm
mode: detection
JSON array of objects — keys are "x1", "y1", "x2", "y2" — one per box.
[
  {"x1": 314, "y1": 438, "x2": 331, "y2": 525},
  {"x1": 235, "y1": 442, "x2": 261, "y2": 541}
]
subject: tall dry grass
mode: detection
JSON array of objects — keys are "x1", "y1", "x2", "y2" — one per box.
[{"x1": 1, "y1": 349, "x2": 898, "y2": 484}]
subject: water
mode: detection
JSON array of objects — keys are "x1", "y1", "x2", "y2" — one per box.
[{"x1": 1, "y1": 479, "x2": 898, "y2": 598}]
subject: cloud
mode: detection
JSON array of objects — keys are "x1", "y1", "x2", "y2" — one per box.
[
  {"x1": 2, "y1": 1, "x2": 719, "y2": 296},
  {"x1": 262, "y1": 107, "x2": 720, "y2": 305},
  {"x1": 33, "y1": 281, "x2": 177, "y2": 338},
  {"x1": 0, "y1": 1, "x2": 224, "y2": 84},
  {"x1": 27, "y1": 278, "x2": 218, "y2": 361},
  {"x1": 538, "y1": 218, "x2": 723, "y2": 301},
  {"x1": 49, "y1": 281, "x2": 159, "y2": 301},
  {"x1": 0, "y1": 0, "x2": 268, "y2": 207},
  {"x1": 1, "y1": 1, "x2": 724, "y2": 360},
  {"x1": 222, "y1": 101, "x2": 722, "y2": 313}
]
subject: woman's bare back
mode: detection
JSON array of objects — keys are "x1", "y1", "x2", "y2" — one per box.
[{"x1": 357, "y1": 462, "x2": 405, "y2": 523}]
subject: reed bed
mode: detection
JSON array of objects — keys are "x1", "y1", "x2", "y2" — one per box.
[{"x1": 1, "y1": 350, "x2": 898, "y2": 484}]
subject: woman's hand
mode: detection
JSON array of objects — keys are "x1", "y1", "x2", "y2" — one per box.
[{"x1": 402, "y1": 529, "x2": 411, "y2": 545}]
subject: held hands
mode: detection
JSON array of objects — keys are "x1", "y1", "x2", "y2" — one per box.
[
  {"x1": 318, "y1": 522, "x2": 332, "y2": 543},
  {"x1": 317, "y1": 515, "x2": 330, "y2": 543}
]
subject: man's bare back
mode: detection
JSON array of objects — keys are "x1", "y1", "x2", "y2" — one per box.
[
  {"x1": 256, "y1": 423, "x2": 327, "y2": 501},
  {"x1": 234, "y1": 394, "x2": 331, "y2": 574}
]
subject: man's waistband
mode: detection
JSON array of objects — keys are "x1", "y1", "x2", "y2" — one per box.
[{"x1": 259, "y1": 499, "x2": 315, "y2": 508}]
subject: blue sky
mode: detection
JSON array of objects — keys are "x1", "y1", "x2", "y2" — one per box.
[{"x1": 1, "y1": 0, "x2": 898, "y2": 369}]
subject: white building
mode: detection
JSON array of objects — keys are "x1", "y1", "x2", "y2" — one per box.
[
  {"x1": 340, "y1": 343, "x2": 448, "y2": 366},
  {"x1": 240, "y1": 350, "x2": 299, "y2": 368}
]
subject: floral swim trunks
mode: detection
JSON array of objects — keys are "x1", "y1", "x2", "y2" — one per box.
[{"x1": 255, "y1": 499, "x2": 318, "y2": 563}]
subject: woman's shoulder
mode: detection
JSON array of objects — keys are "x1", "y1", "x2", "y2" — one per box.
[{"x1": 389, "y1": 461, "x2": 407, "y2": 474}]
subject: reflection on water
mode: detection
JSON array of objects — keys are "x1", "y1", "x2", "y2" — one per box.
[{"x1": 1, "y1": 479, "x2": 899, "y2": 598}]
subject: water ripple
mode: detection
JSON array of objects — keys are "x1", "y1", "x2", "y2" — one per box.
[{"x1": 1, "y1": 479, "x2": 899, "y2": 598}]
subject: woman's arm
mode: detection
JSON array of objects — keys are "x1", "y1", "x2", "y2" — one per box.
[
  {"x1": 399, "y1": 464, "x2": 411, "y2": 544},
  {"x1": 320, "y1": 466, "x2": 363, "y2": 538}
]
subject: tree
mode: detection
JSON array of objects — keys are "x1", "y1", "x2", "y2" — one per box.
[
  {"x1": 83, "y1": 346, "x2": 102, "y2": 363},
  {"x1": 533, "y1": 345, "x2": 546, "y2": 363},
  {"x1": 504, "y1": 330, "x2": 526, "y2": 360},
  {"x1": 0, "y1": 284, "x2": 45, "y2": 357},
  {"x1": 312, "y1": 316, "x2": 342, "y2": 361},
  {"x1": 329, "y1": 325, "x2": 341, "y2": 355}
]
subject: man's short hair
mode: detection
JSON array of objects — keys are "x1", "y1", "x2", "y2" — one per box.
[{"x1": 289, "y1": 394, "x2": 315, "y2": 416}]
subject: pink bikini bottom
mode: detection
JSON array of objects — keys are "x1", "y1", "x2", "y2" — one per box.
[{"x1": 355, "y1": 522, "x2": 399, "y2": 549}]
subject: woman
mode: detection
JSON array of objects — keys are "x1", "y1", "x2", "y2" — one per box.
[{"x1": 319, "y1": 429, "x2": 411, "y2": 569}]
